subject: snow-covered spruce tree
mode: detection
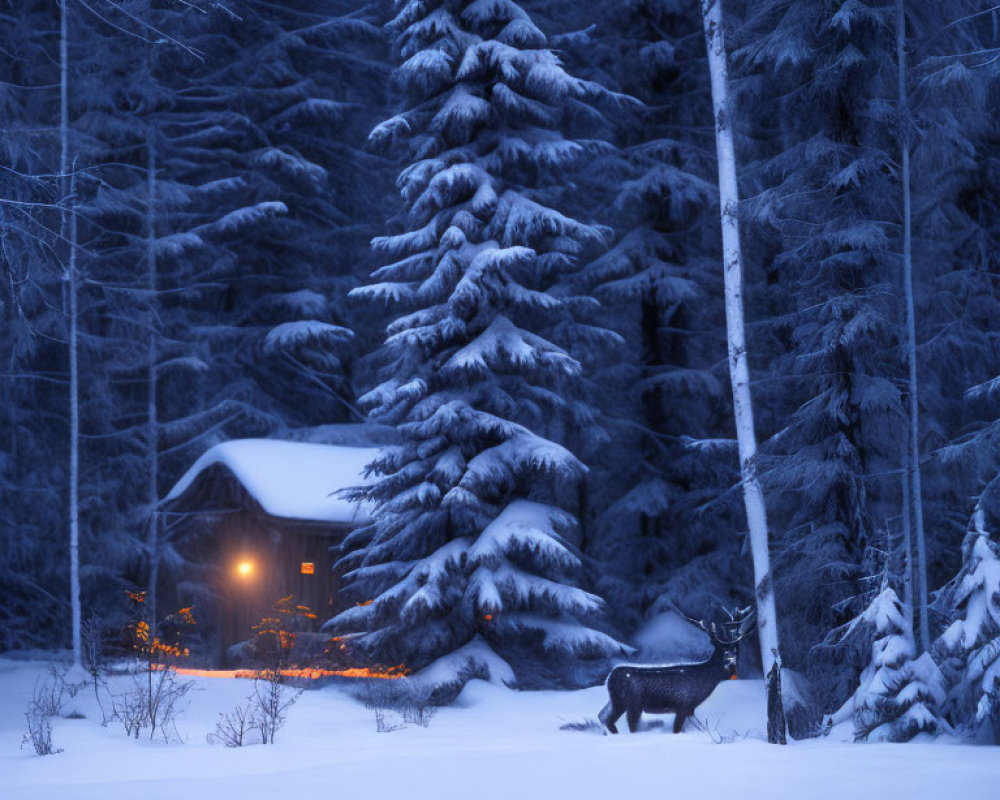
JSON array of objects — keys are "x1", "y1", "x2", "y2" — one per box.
[
  {"x1": 738, "y1": 0, "x2": 904, "y2": 703},
  {"x1": 828, "y1": 580, "x2": 946, "y2": 742},
  {"x1": 936, "y1": 505, "x2": 1000, "y2": 742},
  {"x1": 329, "y1": 0, "x2": 627, "y2": 695}
]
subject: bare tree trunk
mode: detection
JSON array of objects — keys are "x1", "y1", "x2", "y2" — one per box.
[
  {"x1": 67, "y1": 184, "x2": 81, "y2": 670},
  {"x1": 61, "y1": 0, "x2": 82, "y2": 670},
  {"x1": 896, "y1": 434, "x2": 920, "y2": 653},
  {"x1": 896, "y1": 0, "x2": 930, "y2": 654},
  {"x1": 899, "y1": 436, "x2": 914, "y2": 612},
  {"x1": 145, "y1": 127, "x2": 160, "y2": 630},
  {"x1": 701, "y1": 0, "x2": 786, "y2": 743}
]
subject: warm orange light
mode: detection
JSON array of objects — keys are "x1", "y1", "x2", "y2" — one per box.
[
  {"x1": 301, "y1": 562, "x2": 315, "y2": 575},
  {"x1": 166, "y1": 664, "x2": 410, "y2": 681},
  {"x1": 237, "y1": 560, "x2": 254, "y2": 577}
]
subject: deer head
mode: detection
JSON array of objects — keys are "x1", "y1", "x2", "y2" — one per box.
[{"x1": 688, "y1": 605, "x2": 756, "y2": 675}]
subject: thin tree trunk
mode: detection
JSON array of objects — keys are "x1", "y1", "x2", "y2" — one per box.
[
  {"x1": 67, "y1": 181, "x2": 81, "y2": 670},
  {"x1": 59, "y1": 0, "x2": 69, "y2": 237},
  {"x1": 145, "y1": 127, "x2": 160, "y2": 630},
  {"x1": 701, "y1": 0, "x2": 786, "y2": 743},
  {"x1": 61, "y1": 0, "x2": 82, "y2": 670},
  {"x1": 899, "y1": 435, "x2": 914, "y2": 613},
  {"x1": 896, "y1": 0, "x2": 930, "y2": 654}
]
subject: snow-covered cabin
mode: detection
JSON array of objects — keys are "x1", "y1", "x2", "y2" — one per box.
[{"x1": 164, "y1": 436, "x2": 379, "y2": 662}]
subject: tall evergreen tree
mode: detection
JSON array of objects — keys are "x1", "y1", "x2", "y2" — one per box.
[
  {"x1": 329, "y1": 0, "x2": 626, "y2": 693},
  {"x1": 908, "y1": 4, "x2": 1000, "y2": 603},
  {"x1": 739, "y1": 0, "x2": 904, "y2": 703}
]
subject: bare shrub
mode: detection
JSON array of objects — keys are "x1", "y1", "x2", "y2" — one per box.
[
  {"x1": 112, "y1": 683, "x2": 149, "y2": 739},
  {"x1": 252, "y1": 667, "x2": 301, "y2": 744},
  {"x1": 559, "y1": 718, "x2": 605, "y2": 734},
  {"x1": 400, "y1": 679, "x2": 437, "y2": 728},
  {"x1": 688, "y1": 715, "x2": 751, "y2": 744},
  {"x1": 31, "y1": 673, "x2": 67, "y2": 718},
  {"x1": 209, "y1": 698, "x2": 257, "y2": 747},
  {"x1": 361, "y1": 679, "x2": 404, "y2": 732},
  {"x1": 21, "y1": 679, "x2": 65, "y2": 755},
  {"x1": 374, "y1": 705, "x2": 405, "y2": 733},
  {"x1": 112, "y1": 667, "x2": 192, "y2": 742},
  {"x1": 146, "y1": 668, "x2": 192, "y2": 742},
  {"x1": 22, "y1": 709, "x2": 58, "y2": 756},
  {"x1": 81, "y1": 613, "x2": 105, "y2": 679},
  {"x1": 361, "y1": 678, "x2": 437, "y2": 732},
  {"x1": 81, "y1": 612, "x2": 110, "y2": 723},
  {"x1": 27, "y1": 665, "x2": 86, "y2": 720},
  {"x1": 110, "y1": 592, "x2": 195, "y2": 741}
]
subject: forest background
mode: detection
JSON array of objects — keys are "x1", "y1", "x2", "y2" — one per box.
[{"x1": 2, "y1": 0, "x2": 1000, "y2": 740}]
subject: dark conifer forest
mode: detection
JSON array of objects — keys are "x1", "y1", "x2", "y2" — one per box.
[{"x1": 3, "y1": 0, "x2": 1000, "y2": 742}]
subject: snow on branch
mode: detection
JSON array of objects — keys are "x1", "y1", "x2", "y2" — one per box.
[
  {"x1": 205, "y1": 201, "x2": 288, "y2": 236},
  {"x1": 468, "y1": 500, "x2": 579, "y2": 571},
  {"x1": 263, "y1": 321, "x2": 354, "y2": 355}
]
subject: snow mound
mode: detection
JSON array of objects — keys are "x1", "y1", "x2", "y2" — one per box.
[
  {"x1": 3, "y1": 660, "x2": 998, "y2": 800},
  {"x1": 165, "y1": 439, "x2": 378, "y2": 523}
]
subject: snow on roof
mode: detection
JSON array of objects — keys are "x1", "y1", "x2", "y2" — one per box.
[{"x1": 165, "y1": 439, "x2": 378, "y2": 524}]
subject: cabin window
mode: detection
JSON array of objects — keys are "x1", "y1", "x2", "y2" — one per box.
[{"x1": 301, "y1": 562, "x2": 315, "y2": 575}]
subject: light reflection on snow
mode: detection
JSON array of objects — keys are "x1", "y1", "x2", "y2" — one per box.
[{"x1": 167, "y1": 665, "x2": 408, "y2": 680}]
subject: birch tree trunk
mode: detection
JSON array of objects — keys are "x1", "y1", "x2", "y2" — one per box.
[
  {"x1": 896, "y1": 0, "x2": 930, "y2": 654},
  {"x1": 701, "y1": 0, "x2": 786, "y2": 743},
  {"x1": 60, "y1": 0, "x2": 82, "y2": 670}
]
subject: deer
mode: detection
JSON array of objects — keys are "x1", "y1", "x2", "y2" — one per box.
[{"x1": 599, "y1": 606, "x2": 756, "y2": 734}]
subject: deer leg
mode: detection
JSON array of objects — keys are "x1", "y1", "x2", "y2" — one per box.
[
  {"x1": 626, "y1": 706, "x2": 642, "y2": 733},
  {"x1": 602, "y1": 703, "x2": 622, "y2": 734},
  {"x1": 673, "y1": 711, "x2": 688, "y2": 734}
]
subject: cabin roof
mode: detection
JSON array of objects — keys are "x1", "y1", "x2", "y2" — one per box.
[{"x1": 165, "y1": 439, "x2": 378, "y2": 524}]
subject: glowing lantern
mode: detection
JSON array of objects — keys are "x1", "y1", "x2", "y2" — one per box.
[
  {"x1": 236, "y1": 560, "x2": 254, "y2": 578},
  {"x1": 301, "y1": 562, "x2": 315, "y2": 575}
]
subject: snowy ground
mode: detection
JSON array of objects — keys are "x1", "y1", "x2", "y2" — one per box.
[{"x1": 2, "y1": 657, "x2": 996, "y2": 800}]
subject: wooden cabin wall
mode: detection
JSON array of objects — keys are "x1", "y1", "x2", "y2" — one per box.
[{"x1": 165, "y1": 467, "x2": 349, "y2": 665}]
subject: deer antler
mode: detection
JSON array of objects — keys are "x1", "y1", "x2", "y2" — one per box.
[
  {"x1": 679, "y1": 612, "x2": 727, "y2": 643},
  {"x1": 735, "y1": 607, "x2": 757, "y2": 641},
  {"x1": 679, "y1": 604, "x2": 759, "y2": 645}
]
